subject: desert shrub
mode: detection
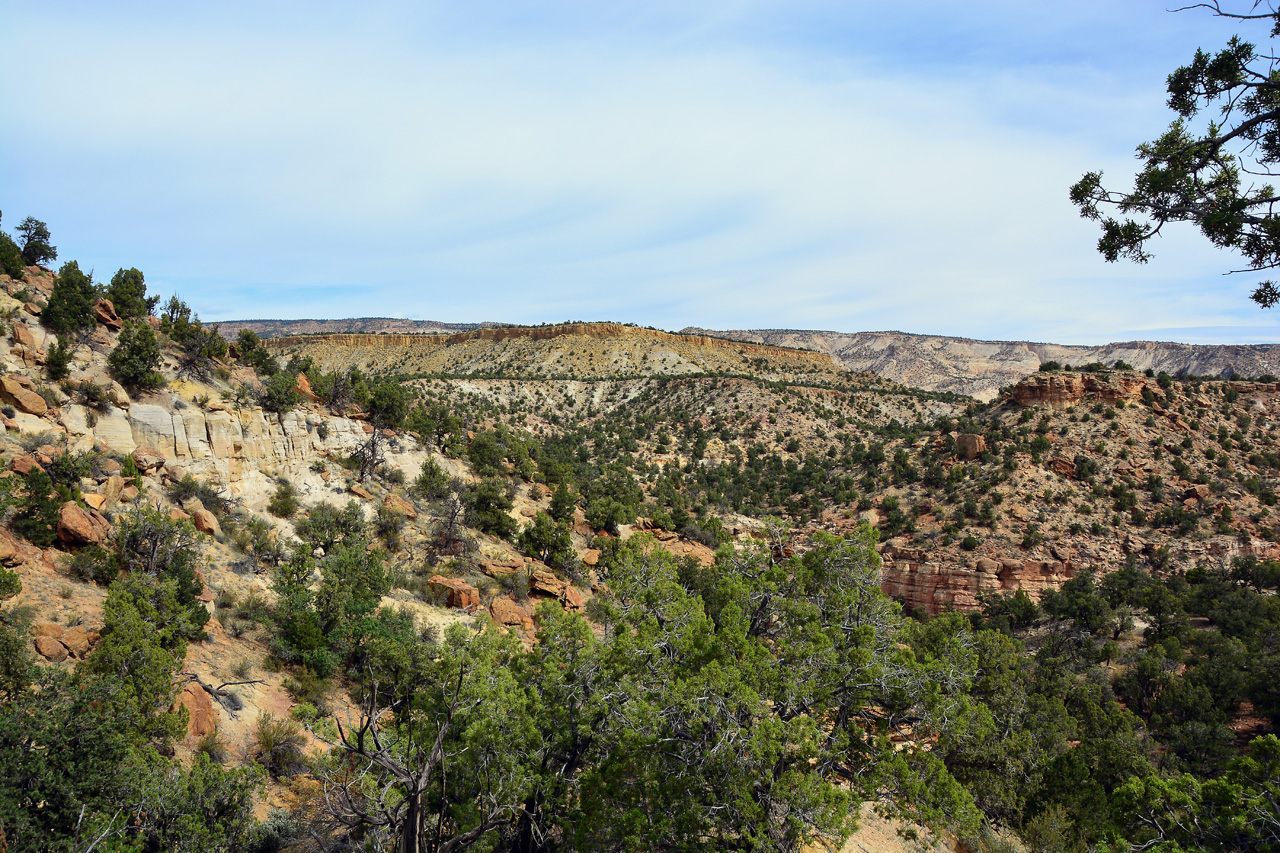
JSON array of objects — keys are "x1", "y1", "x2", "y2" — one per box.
[
  {"x1": 105, "y1": 267, "x2": 158, "y2": 319},
  {"x1": 11, "y1": 469, "x2": 61, "y2": 547},
  {"x1": 0, "y1": 228, "x2": 24, "y2": 279},
  {"x1": 46, "y1": 450, "x2": 93, "y2": 488},
  {"x1": 464, "y1": 477, "x2": 518, "y2": 539},
  {"x1": 251, "y1": 713, "x2": 307, "y2": 777},
  {"x1": 413, "y1": 457, "x2": 451, "y2": 500},
  {"x1": 43, "y1": 260, "x2": 97, "y2": 336},
  {"x1": 258, "y1": 371, "x2": 300, "y2": 414},
  {"x1": 374, "y1": 504, "x2": 404, "y2": 550},
  {"x1": 167, "y1": 474, "x2": 232, "y2": 517},
  {"x1": 267, "y1": 482, "x2": 298, "y2": 519},
  {"x1": 108, "y1": 319, "x2": 164, "y2": 390},
  {"x1": 195, "y1": 729, "x2": 230, "y2": 764},
  {"x1": 61, "y1": 544, "x2": 117, "y2": 585},
  {"x1": 44, "y1": 336, "x2": 71, "y2": 381}
]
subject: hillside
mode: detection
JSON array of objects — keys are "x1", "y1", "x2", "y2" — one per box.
[
  {"x1": 681, "y1": 326, "x2": 1280, "y2": 401},
  {"x1": 2, "y1": 262, "x2": 1279, "y2": 852}
]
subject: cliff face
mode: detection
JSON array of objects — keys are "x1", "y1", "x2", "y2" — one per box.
[
  {"x1": 266, "y1": 323, "x2": 835, "y2": 366},
  {"x1": 681, "y1": 328, "x2": 1280, "y2": 401}
]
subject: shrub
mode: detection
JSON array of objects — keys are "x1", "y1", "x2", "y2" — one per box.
[
  {"x1": 0, "y1": 228, "x2": 24, "y2": 279},
  {"x1": 251, "y1": 713, "x2": 307, "y2": 777},
  {"x1": 105, "y1": 267, "x2": 158, "y2": 319},
  {"x1": 44, "y1": 336, "x2": 72, "y2": 381},
  {"x1": 258, "y1": 371, "x2": 300, "y2": 414},
  {"x1": 44, "y1": 260, "x2": 100, "y2": 337},
  {"x1": 61, "y1": 544, "x2": 117, "y2": 585},
  {"x1": 109, "y1": 319, "x2": 164, "y2": 390},
  {"x1": 11, "y1": 469, "x2": 61, "y2": 547},
  {"x1": 267, "y1": 482, "x2": 298, "y2": 519}
]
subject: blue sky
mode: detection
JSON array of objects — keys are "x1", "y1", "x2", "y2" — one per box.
[{"x1": 2, "y1": 1, "x2": 1276, "y2": 345}]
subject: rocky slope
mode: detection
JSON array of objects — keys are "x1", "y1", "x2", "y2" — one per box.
[
  {"x1": 267, "y1": 322, "x2": 848, "y2": 383},
  {"x1": 680, "y1": 327, "x2": 1280, "y2": 401}
]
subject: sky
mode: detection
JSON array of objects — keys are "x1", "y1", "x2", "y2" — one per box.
[{"x1": 2, "y1": 0, "x2": 1278, "y2": 345}]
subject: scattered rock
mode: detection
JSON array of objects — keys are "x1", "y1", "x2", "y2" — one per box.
[
  {"x1": 131, "y1": 446, "x2": 166, "y2": 471},
  {"x1": 93, "y1": 298, "x2": 124, "y2": 330},
  {"x1": 956, "y1": 433, "x2": 987, "y2": 460},
  {"x1": 382, "y1": 493, "x2": 418, "y2": 519},
  {"x1": 350, "y1": 485, "x2": 373, "y2": 500},
  {"x1": 192, "y1": 508, "x2": 221, "y2": 536},
  {"x1": 33, "y1": 636, "x2": 68, "y2": 662},
  {"x1": 31, "y1": 622, "x2": 63, "y2": 639},
  {"x1": 82, "y1": 493, "x2": 106, "y2": 511},
  {"x1": 0, "y1": 375, "x2": 47, "y2": 416},
  {"x1": 427, "y1": 575, "x2": 480, "y2": 610},
  {"x1": 57, "y1": 501, "x2": 110, "y2": 546},
  {"x1": 61, "y1": 626, "x2": 91, "y2": 657}
]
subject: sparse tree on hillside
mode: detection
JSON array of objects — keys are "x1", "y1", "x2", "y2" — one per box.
[
  {"x1": 43, "y1": 260, "x2": 98, "y2": 336},
  {"x1": 109, "y1": 318, "x2": 165, "y2": 390},
  {"x1": 15, "y1": 216, "x2": 55, "y2": 267},
  {"x1": 106, "y1": 266, "x2": 159, "y2": 319}
]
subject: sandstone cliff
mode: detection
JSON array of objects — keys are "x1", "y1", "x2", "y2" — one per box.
[{"x1": 681, "y1": 327, "x2": 1280, "y2": 401}]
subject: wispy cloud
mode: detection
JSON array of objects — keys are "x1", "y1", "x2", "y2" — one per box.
[{"x1": 1, "y1": 1, "x2": 1275, "y2": 344}]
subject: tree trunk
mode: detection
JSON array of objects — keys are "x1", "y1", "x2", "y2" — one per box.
[{"x1": 403, "y1": 792, "x2": 421, "y2": 853}]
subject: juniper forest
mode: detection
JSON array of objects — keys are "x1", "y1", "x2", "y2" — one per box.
[{"x1": 7, "y1": 5, "x2": 1280, "y2": 853}]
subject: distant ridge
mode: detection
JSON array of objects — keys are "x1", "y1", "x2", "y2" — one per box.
[
  {"x1": 680, "y1": 327, "x2": 1280, "y2": 401},
  {"x1": 216, "y1": 317, "x2": 499, "y2": 339}
]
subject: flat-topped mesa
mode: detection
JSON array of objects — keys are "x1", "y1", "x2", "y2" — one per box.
[{"x1": 264, "y1": 322, "x2": 837, "y2": 366}]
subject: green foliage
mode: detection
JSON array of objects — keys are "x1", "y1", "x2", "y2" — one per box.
[
  {"x1": 366, "y1": 378, "x2": 411, "y2": 428},
  {"x1": 106, "y1": 266, "x2": 158, "y2": 319},
  {"x1": 549, "y1": 479, "x2": 575, "y2": 522},
  {"x1": 113, "y1": 504, "x2": 209, "y2": 636},
  {"x1": 43, "y1": 260, "x2": 98, "y2": 336},
  {"x1": 267, "y1": 481, "x2": 298, "y2": 518},
  {"x1": 0, "y1": 227, "x2": 24, "y2": 278},
  {"x1": 258, "y1": 369, "x2": 300, "y2": 413},
  {"x1": 11, "y1": 467, "x2": 61, "y2": 547},
  {"x1": 412, "y1": 456, "x2": 451, "y2": 500},
  {"x1": 518, "y1": 510, "x2": 575, "y2": 568},
  {"x1": 44, "y1": 335, "x2": 72, "y2": 380},
  {"x1": 234, "y1": 328, "x2": 279, "y2": 376},
  {"x1": 465, "y1": 476, "x2": 518, "y2": 538},
  {"x1": 15, "y1": 216, "x2": 56, "y2": 266},
  {"x1": 1070, "y1": 6, "x2": 1280, "y2": 309},
  {"x1": 109, "y1": 318, "x2": 164, "y2": 390},
  {"x1": 161, "y1": 295, "x2": 229, "y2": 372},
  {"x1": 294, "y1": 500, "x2": 367, "y2": 552}
]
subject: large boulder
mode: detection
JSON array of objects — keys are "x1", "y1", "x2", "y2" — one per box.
[
  {"x1": 427, "y1": 575, "x2": 480, "y2": 610},
  {"x1": 0, "y1": 375, "x2": 47, "y2": 416},
  {"x1": 57, "y1": 501, "x2": 110, "y2": 547},
  {"x1": 131, "y1": 445, "x2": 166, "y2": 471},
  {"x1": 11, "y1": 323, "x2": 39, "y2": 351},
  {"x1": 956, "y1": 433, "x2": 987, "y2": 460},
  {"x1": 93, "y1": 297, "x2": 123, "y2": 330},
  {"x1": 33, "y1": 636, "x2": 68, "y2": 662},
  {"x1": 382, "y1": 493, "x2": 418, "y2": 520},
  {"x1": 490, "y1": 595, "x2": 533, "y2": 627},
  {"x1": 192, "y1": 508, "x2": 221, "y2": 537}
]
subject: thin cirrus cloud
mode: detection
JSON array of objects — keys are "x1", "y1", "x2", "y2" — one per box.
[{"x1": 0, "y1": 1, "x2": 1273, "y2": 345}]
